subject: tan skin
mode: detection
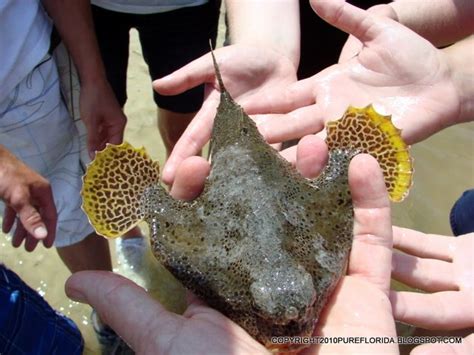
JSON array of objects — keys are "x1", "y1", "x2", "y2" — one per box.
[
  {"x1": 158, "y1": 109, "x2": 198, "y2": 158},
  {"x1": 0, "y1": 145, "x2": 56, "y2": 251}
]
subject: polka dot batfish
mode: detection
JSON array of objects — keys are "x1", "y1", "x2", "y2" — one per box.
[{"x1": 81, "y1": 50, "x2": 412, "y2": 353}]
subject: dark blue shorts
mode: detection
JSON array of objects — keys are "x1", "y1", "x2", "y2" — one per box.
[
  {"x1": 0, "y1": 265, "x2": 83, "y2": 355},
  {"x1": 450, "y1": 189, "x2": 474, "y2": 236},
  {"x1": 91, "y1": 1, "x2": 220, "y2": 112}
]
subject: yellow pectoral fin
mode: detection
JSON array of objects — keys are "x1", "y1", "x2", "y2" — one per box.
[
  {"x1": 81, "y1": 142, "x2": 160, "y2": 238},
  {"x1": 326, "y1": 105, "x2": 413, "y2": 202}
]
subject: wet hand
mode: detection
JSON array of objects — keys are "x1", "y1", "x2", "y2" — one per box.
[
  {"x1": 80, "y1": 79, "x2": 127, "y2": 158},
  {"x1": 244, "y1": 0, "x2": 460, "y2": 146},
  {"x1": 390, "y1": 228, "x2": 474, "y2": 330},
  {"x1": 153, "y1": 44, "x2": 297, "y2": 186},
  {"x1": 0, "y1": 146, "x2": 57, "y2": 251}
]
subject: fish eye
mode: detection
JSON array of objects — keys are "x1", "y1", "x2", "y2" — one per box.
[{"x1": 285, "y1": 306, "x2": 299, "y2": 320}]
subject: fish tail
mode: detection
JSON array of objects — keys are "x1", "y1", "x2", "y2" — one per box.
[
  {"x1": 210, "y1": 42, "x2": 227, "y2": 93},
  {"x1": 325, "y1": 105, "x2": 413, "y2": 202}
]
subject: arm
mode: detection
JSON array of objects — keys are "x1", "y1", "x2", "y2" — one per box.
[
  {"x1": 226, "y1": 0, "x2": 300, "y2": 68},
  {"x1": 443, "y1": 35, "x2": 474, "y2": 125},
  {"x1": 391, "y1": 0, "x2": 474, "y2": 47},
  {"x1": 0, "y1": 145, "x2": 57, "y2": 251},
  {"x1": 41, "y1": 0, "x2": 127, "y2": 157},
  {"x1": 41, "y1": 0, "x2": 105, "y2": 85}
]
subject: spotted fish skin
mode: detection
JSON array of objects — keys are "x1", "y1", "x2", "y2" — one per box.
[
  {"x1": 140, "y1": 76, "x2": 358, "y2": 349},
  {"x1": 81, "y1": 52, "x2": 412, "y2": 352}
]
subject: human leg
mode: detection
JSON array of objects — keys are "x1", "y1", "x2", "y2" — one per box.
[
  {"x1": 158, "y1": 108, "x2": 197, "y2": 156},
  {"x1": 56, "y1": 232, "x2": 112, "y2": 273}
]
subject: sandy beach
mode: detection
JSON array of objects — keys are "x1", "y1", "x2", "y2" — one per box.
[{"x1": 1, "y1": 11, "x2": 474, "y2": 354}]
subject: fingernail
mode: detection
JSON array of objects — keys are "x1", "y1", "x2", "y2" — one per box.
[
  {"x1": 67, "y1": 287, "x2": 87, "y2": 303},
  {"x1": 34, "y1": 226, "x2": 47, "y2": 239}
]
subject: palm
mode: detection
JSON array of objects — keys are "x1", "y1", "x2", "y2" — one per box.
[
  {"x1": 246, "y1": 0, "x2": 460, "y2": 146},
  {"x1": 304, "y1": 277, "x2": 397, "y2": 355},
  {"x1": 141, "y1": 299, "x2": 267, "y2": 354},
  {"x1": 154, "y1": 44, "x2": 297, "y2": 185},
  {"x1": 311, "y1": 16, "x2": 459, "y2": 144}
]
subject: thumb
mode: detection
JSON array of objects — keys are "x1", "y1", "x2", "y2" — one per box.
[
  {"x1": 66, "y1": 271, "x2": 181, "y2": 353},
  {"x1": 348, "y1": 154, "x2": 392, "y2": 295},
  {"x1": 17, "y1": 203, "x2": 48, "y2": 240}
]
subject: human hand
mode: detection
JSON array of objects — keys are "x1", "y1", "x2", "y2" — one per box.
[
  {"x1": 0, "y1": 146, "x2": 57, "y2": 251},
  {"x1": 390, "y1": 228, "x2": 474, "y2": 331},
  {"x1": 80, "y1": 79, "x2": 127, "y2": 158},
  {"x1": 66, "y1": 137, "x2": 398, "y2": 354},
  {"x1": 245, "y1": 0, "x2": 461, "y2": 146},
  {"x1": 153, "y1": 44, "x2": 297, "y2": 185},
  {"x1": 338, "y1": 4, "x2": 398, "y2": 63}
]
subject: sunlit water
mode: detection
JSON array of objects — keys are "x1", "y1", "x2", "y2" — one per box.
[{"x1": 1, "y1": 26, "x2": 473, "y2": 354}]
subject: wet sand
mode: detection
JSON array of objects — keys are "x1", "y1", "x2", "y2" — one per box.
[{"x1": 1, "y1": 17, "x2": 473, "y2": 355}]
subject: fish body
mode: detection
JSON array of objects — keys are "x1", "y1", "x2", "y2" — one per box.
[{"x1": 81, "y1": 52, "x2": 412, "y2": 352}]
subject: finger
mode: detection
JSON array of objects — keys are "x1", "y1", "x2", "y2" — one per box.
[
  {"x1": 153, "y1": 52, "x2": 215, "y2": 95},
  {"x1": 24, "y1": 235, "x2": 40, "y2": 252},
  {"x1": 16, "y1": 203, "x2": 48, "y2": 241},
  {"x1": 295, "y1": 135, "x2": 328, "y2": 179},
  {"x1": 310, "y1": 0, "x2": 382, "y2": 43},
  {"x1": 411, "y1": 333, "x2": 474, "y2": 355},
  {"x1": 12, "y1": 222, "x2": 27, "y2": 248},
  {"x1": 392, "y1": 226, "x2": 454, "y2": 262},
  {"x1": 390, "y1": 290, "x2": 474, "y2": 330},
  {"x1": 254, "y1": 104, "x2": 324, "y2": 144},
  {"x1": 32, "y1": 185, "x2": 57, "y2": 248},
  {"x1": 162, "y1": 90, "x2": 219, "y2": 186},
  {"x1": 279, "y1": 145, "x2": 297, "y2": 164},
  {"x1": 392, "y1": 251, "x2": 457, "y2": 292},
  {"x1": 106, "y1": 117, "x2": 126, "y2": 146},
  {"x1": 66, "y1": 271, "x2": 182, "y2": 353},
  {"x1": 87, "y1": 131, "x2": 100, "y2": 159},
  {"x1": 242, "y1": 77, "x2": 316, "y2": 115},
  {"x1": 2, "y1": 206, "x2": 16, "y2": 233},
  {"x1": 348, "y1": 154, "x2": 392, "y2": 294},
  {"x1": 170, "y1": 157, "x2": 210, "y2": 201}
]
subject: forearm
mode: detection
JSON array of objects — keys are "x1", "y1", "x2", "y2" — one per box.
[
  {"x1": 443, "y1": 35, "x2": 474, "y2": 124},
  {"x1": 390, "y1": 0, "x2": 474, "y2": 47},
  {"x1": 225, "y1": 0, "x2": 300, "y2": 68},
  {"x1": 41, "y1": 0, "x2": 107, "y2": 85}
]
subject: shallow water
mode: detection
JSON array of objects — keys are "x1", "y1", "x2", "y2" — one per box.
[{"x1": 1, "y1": 28, "x2": 473, "y2": 355}]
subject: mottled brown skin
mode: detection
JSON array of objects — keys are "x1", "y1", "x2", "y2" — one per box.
[
  {"x1": 82, "y1": 54, "x2": 411, "y2": 351},
  {"x1": 140, "y1": 68, "x2": 357, "y2": 350}
]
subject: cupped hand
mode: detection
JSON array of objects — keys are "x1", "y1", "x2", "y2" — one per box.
[
  {"x1": 0, "y1": 146, "x2": 57, "y2": 251},
  {"x1": 66, "y1": 136, "x2": 400, "y2": 354},
  {"x1": 80, "y1": 79, "x2": 127, "y2": 158},
  {"x1": 245, "y1": 0, "x2": 460, "y2": 146},
  {"x1": 153, "y1": 44, "x2": 297, "y2": 186},
  {"x1": 390, "y1": 228, "x2": 474, "y2": 331}
]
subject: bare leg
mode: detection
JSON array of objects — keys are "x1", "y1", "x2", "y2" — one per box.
[
  {"x1": 158, "y1": 108, "x2": 200, "y2": 157},
  {"x1": 57, "y1": 232, "x2": 112, "y2": 273}
]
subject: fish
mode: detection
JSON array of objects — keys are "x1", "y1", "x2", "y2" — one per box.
[{"x1": 81, "y1": 50, "x2": 412, "y2": 352}]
